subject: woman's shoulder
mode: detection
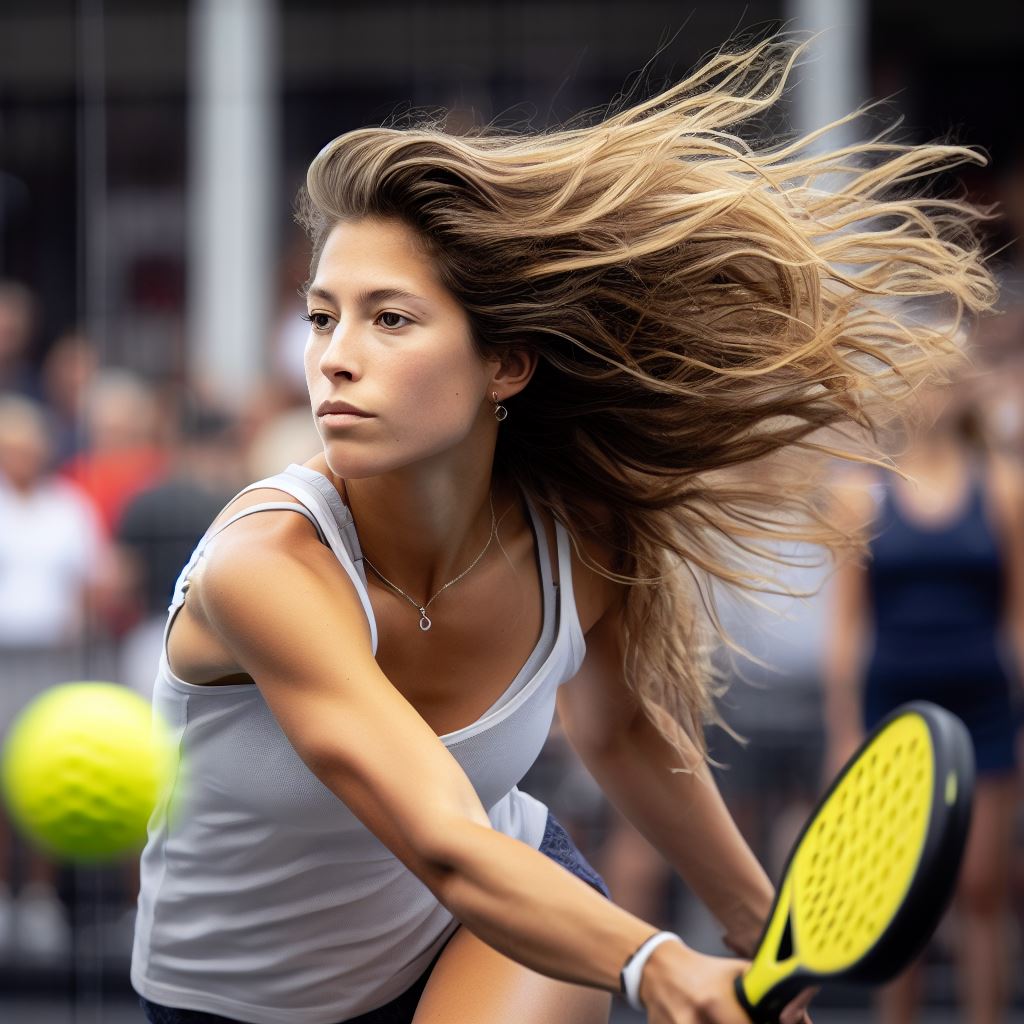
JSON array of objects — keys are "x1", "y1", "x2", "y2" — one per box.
[
  {"x1": 185, "y1": 483, "x2": 333, "y2": 626},
  {"x1": 204, "y1": 482, "x2": 317, "y2": 537}
]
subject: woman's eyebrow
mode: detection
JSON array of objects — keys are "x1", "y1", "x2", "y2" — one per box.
[{"x1": 305, "y1": 283, "x2": 430, "y2": 307}]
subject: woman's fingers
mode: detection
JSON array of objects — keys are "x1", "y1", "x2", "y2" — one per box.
[{"x1": 646, "y1": 953, "x2": 756, "y2": 1024}]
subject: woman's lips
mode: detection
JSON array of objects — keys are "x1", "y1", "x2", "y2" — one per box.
[{"x1": 320, "y1": 412, "x2": 373, "y2": 428}]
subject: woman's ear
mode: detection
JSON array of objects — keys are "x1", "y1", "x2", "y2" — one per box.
[{"x1": 490, "y1": 346, "x2": 537, "y2": 400}]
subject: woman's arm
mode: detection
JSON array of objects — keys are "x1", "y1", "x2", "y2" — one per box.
[
  {"x1": 193, "y1": 513, "x2": 747, "y2": 1020},
  {"x1": 556, "y1": 600, "x2": 773, "y2": 958},
  {"x1": 555, "y1": 474, "x2": 875, "y2": 957}
]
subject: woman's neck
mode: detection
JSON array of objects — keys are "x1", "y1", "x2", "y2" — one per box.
[{"x1": 309, "y1": 454, "x2": 518, "y2": 601}]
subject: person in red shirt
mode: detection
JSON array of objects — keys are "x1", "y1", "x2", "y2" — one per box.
[{"x1": 57, "y1": 368, "x2": 169, "y2": 539}]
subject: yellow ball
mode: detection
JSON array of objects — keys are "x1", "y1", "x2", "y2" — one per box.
[{"x1": 0, "y1": 682, "x2": 177, "y2": 863}]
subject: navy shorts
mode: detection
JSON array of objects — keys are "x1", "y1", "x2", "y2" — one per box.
[{"x1": 138, "y1": 810, "x2": 610, "y2": 1024}]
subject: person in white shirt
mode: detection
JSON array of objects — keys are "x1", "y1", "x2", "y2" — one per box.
[{"x1": 0, "y1": 392, "x2": 108, "y2": 959}]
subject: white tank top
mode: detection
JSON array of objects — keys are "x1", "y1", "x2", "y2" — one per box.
[{"x1": 131, "y1": 463, "x2": 587, "y2": 1023}]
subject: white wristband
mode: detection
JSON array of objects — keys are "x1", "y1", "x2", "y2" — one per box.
[{"x1": 620, "y1": 930, "x2": 683, "y2": 1011}]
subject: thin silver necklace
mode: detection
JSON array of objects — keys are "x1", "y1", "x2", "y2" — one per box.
[{"x1": 361, "y1": 490, "x2": 496, "y2": 632}]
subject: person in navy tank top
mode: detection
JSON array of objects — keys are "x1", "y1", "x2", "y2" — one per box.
[{"x1": 824, "y1": 379, "x2": 1024, "y2": 1024}]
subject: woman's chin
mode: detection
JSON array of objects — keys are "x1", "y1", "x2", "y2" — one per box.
[{"x1": 319, "y1": 447, "x2": 401, "y2": 481}]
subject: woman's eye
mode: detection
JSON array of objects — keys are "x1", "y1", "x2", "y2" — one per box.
[
  {"x1": 301, "y1": 311, "x2": 410, "y2": 332},
  {"x1": 376, "y1": 311, "x2": 410, "y2": 330},
  {"x1": 301, "y1": 312, "x2": 333, "y2": 332}
]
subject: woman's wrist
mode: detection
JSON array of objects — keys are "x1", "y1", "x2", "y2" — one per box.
[
  {"x1": 719, "y1": 884, "x2": 774, "y2": 959},
  {"x1": 636, "y1": 937, "x2": 705, "y2": 1014},
  {"x1": 621, "y1": 931, "x2": 685, "y2": 1010}
]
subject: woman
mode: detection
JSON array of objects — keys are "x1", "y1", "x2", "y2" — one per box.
[
  {"x1": 130, "y1": 38, "x2": 996, "y2": 1024},
  {"x1": 824, "y1": 380, "x2": 1024, "y2": 1024}
]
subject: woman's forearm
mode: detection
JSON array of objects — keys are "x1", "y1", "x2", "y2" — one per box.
[
  {"x1": 578, "y1": 713, "x2": 775, "y2": 955},
  {"x1": 431, "y1": 820, "x2": 687, "y2": 992}
]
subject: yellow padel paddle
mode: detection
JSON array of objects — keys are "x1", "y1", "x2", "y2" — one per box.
[{"x1": 734, "y1": 700, "x2": 974, "y2": 1023}]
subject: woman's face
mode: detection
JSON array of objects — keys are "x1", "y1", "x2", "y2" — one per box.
[{"x1": 303, "y1": 217, "x2": 498, "y2": 479}]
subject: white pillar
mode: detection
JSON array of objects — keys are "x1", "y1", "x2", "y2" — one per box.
[
  {"x1": 188, "y1": 0, "x2": 279, "y2": 412},
  {"x1": 785, "y1": 0, "x2": 869, "y2": 153}
]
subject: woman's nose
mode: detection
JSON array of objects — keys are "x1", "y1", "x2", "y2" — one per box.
[{"x1": 319, "y1": 322, "x2": 363, "y2": 380}]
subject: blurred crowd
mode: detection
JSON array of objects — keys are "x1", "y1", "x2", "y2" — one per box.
[
  {"x1": 0, "y1": 273, "x2": 330, "y2": 965},
  {"x1": 0, "y1": 227, "x2": 1023, "y2": 1017}
]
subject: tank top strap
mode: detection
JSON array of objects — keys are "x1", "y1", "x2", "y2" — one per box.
[
  {"x1": 521, "y1": 490, "x2": 555, "y2": 593},
  {"x1": 254, "y1": 469, "x2": 379, "y2": 653},
  {"x1": 164, "y1": 476, "x2": 311, "y2": 611},
  {"x1": 203, "y1": 501, "x2": 327, "y2": 548},
  {"x1": 522, "y1": 494, "x2": 585, "y2": 666},
  {"x1": 168, "y1": 468, "x2": 336, "y2": 608},
  {"x1": 161, "y1": 501, "x2": 327, "y2": 658},
  {"x1": 165, "y1": 469, "x2": 379, "y2": 655},
  {"x1": 553, "y1": 520, "x2": 572, "y2": 593}
]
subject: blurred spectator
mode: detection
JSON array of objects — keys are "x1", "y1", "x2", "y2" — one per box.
[
  {"x1": 38, "y1": 329, "x2": 100, "y2": 465},
  {"x1": 113, "y1": 402, "x2": 245, "y2": 701},
  {"x1": 0, "y1": 392, "x2": 111, "y2": 961},
  {"x1": 823, "y1": 379, "x2": 1024, "y2": 1024},
  {"x1": 245, "y1": 401, "x2": 322, "y2": 481},
  {"x1": 972, "y1": 147, "x2": 1024, "y2": 463},
  {"x1": 56, "y1": 368, "x2": 169, "y2": 540},
  {"x1": 0, "y1": 394, "x2": 108, "y2": 648},
  {"x1": 0, "y1": 282, "x2": 42, "y2": 402},
  {"x1": 270, "y1": 305, "x2": 310, "y2": 404},
  {"x1": 268, "y1": 231, "x2": 316, "y2": 405}
]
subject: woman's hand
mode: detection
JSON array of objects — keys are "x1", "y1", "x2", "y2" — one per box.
[
  {"x1": 640, "y1": 944, "x2": 753, "y2": 1024},
  {"x1": 722, "y1": 928, "x2": 818, "y2": 1024},
  {"x1": 640, "y1": 942, "x2": 816, "y2": 1024}
]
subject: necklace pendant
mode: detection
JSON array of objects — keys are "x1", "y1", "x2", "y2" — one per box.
[{"x1": 419, "y1": 611, "x2": 432, "y2": 631}]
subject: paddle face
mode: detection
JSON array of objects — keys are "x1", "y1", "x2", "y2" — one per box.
[{"x1": 735, "y1": 701, "x2": 974, "y2": 1024}]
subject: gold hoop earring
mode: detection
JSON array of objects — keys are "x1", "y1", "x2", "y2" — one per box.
[{"x1": 492, "y1": 391, "x2": 508, "y2": 422}]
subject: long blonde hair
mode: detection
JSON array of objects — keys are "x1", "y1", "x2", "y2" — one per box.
[{"x1": 294, "y1": 36, "x2": 997, "y2": 769}]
